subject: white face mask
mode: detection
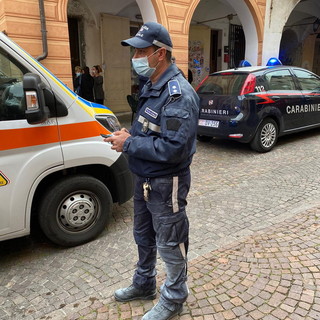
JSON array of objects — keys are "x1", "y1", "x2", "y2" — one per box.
[{"x1": 131, "y1": 49, "x2": 160, "y2": 78}]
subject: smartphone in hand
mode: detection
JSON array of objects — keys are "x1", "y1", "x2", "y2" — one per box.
[{"x1": 100, "y1": 133, "x2": 113, "y2": 138}]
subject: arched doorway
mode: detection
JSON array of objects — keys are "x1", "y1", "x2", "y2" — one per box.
[
  {"x1": 66, "y1": 0, "x2": 150, "y2": 112},
  {"x1": 63, "y1": 0, "x2": 265, "y2": 100},
  {"x1": 181, "y1": 0, "x2": 262, "y2": 87},
  {"x1": 280, "y1": 0, "x2": 320, "y2": 71},
  {"x1": 279, "y1": 29, "x2": 300, "y2": 66},
  {"x1": 262, "y1": 0, "x2": 320, "y2": 68}
]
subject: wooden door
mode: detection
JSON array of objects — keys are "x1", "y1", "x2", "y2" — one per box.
[{"x1": 101, "y1": 14, "x2": 131, "y2": 112}]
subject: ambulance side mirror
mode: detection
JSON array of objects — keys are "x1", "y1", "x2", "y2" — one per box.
[{"x1": 23, "y1": 73, "x2": 50, "y2": 124}]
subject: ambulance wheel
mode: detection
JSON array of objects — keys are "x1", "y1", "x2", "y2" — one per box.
[
  {"x1": 197, "y1": 135, "x2": 212, "y2": 142},
  {"x1": 250, "y1": 118, "x2": 278, "y2": 152},
  {"x1": 38, "y1": 175, "x2": 112, "y2": 247}
]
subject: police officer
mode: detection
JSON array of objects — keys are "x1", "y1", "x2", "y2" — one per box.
[{"x1": 105, "y1": 22, "x2": 199, "y2": 320}]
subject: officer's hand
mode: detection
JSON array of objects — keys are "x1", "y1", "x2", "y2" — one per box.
[{"x1": 105, "y1": 129, "x2": 130, "y2": 152}]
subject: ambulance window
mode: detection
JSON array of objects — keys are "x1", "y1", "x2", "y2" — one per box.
[
  {"x1": 0, "y1": 47, "x2": 28, "y2": 121},
  {"x1": 293, "y1": 69, "x2": 320, "y2": 92}
]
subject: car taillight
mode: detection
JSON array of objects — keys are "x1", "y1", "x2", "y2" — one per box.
[
  {"x1": 240, "y1": 74, "x2": 256, "y2": 95},
  {"x1": 196, "y1": 75, "x2": 209, "y2": 92}
]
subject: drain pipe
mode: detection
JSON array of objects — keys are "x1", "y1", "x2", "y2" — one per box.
[{"x1": 36, "y1": 0, "x2": 48, "y2": 61}]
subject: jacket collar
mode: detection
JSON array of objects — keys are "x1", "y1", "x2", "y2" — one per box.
[{"x1": 143, "y1": 64, "x2": 180, "y2": 96}]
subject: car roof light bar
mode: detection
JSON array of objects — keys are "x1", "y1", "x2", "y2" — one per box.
[
  {"x1": 239, "y1": 60, "x2": 252, "y2": 67},
  {"x1": 266, "y1": 57, "x2": 282, "y2": 66}
]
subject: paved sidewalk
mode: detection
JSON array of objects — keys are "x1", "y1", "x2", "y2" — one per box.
[
  {"x1": 44, "y1": 205, "x2": 320, "y2": 320},
  {"x1": 2, "y1": 113, "x2": 320, "y2": 320}
]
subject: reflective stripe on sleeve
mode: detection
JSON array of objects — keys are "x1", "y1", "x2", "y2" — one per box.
[{"x1": 137, "y1": 115, "x2": 161, "y2": 133}]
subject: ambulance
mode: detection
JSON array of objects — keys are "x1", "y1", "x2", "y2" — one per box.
[{"x1": 0, "y1": 32, "x2": 133, "y2": 246}]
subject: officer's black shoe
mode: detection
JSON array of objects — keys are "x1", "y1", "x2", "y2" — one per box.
[
  {"x1": 114, "y1": 285, "x2": 157, "y2": 302},
  {"x1": 142, "y1": 301, "x2": 183, "y2": 320}
]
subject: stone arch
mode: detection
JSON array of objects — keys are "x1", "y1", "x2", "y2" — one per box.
[
  {"x1": 57, "y1": 0, "x2": 69, "y2": 22},
  {"x1": 150, "y1": 0, "x2": 264, "y2": 69},
  {"x1": 136, "y1": 0, "x2": 157, "y2": 22},
  {"x1": 262, "y1": 0, "x2": 300, "y2": 65},
  {"x1": 149, "y1": 0, "x2": 202, "y2": 73},
  {"x1": 57, "y1": 0, "x2": 265, "y2": 77},
  {"x1": 224, "y1": 0, "x2": 261, "y2": 65}
]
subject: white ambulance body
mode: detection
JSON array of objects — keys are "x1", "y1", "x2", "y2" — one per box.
[{"x1": 0, "y1": 32, "x2": 133, "y2": 246}]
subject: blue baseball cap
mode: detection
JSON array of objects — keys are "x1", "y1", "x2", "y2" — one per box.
[{"x1": 121, "y1": 22, "x2": 173, "y2": 52}]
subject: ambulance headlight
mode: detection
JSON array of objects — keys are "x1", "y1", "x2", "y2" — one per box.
[{"x1": 95, "y1": 115, "x2": 121, "y2": 132}]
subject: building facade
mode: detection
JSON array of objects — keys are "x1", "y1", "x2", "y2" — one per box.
[{"x1": 0, "y1": 0, "x2": 319, "y2": 112}]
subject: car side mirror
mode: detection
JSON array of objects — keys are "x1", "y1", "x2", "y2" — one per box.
[{"x1": 23, "y1": 73, "x2": 50, "y2": 124}]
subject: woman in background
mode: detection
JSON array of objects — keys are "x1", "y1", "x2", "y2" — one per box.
[{"x1": 92, "y1": 65, "x2": 104, "y2": 105}]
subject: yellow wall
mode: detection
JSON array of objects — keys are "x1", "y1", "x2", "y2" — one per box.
[
  {"x1": 0, "y1": 0, "x2": 72, "y2": 88},
  {"x1": 189, "y1": 25, "x2": 211, "y2": 88},
  {"x1": 301, "y1": 35, "x2": 316, "y2": 71},
  {"x1": 313, "y1": 38, "x2": 320, "y2": 75}
]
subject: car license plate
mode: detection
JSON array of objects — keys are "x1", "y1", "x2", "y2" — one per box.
[{"x1": 198, "y1": 119, "x2": 219, "y2": 128}]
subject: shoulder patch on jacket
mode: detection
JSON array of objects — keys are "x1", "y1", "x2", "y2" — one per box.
[{"x1": 168, "y1": 80, "x2": 181, "y2": 97}]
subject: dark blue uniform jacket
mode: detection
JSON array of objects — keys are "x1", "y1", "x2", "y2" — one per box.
[{"x1": 123, "y1": 64, "x2": 200, "y2": 178}]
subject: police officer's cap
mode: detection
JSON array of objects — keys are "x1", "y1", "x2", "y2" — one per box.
[{"x1": 121, "y1": 22, "x2": 173, "y2": 52}]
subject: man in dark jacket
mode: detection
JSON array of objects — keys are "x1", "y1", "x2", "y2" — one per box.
[
  {"x1": 79, "y1": 66, "x2": 94, "y2": 102},
  {"x1": 104, "y1": 22, "x2": 199, "y2": 320}
]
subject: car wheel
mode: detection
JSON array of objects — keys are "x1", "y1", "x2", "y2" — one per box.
[
  {"x1": 38, "y1": 174, "x2": 112, "y2": 247},
  {"x1": 250, "y1": 118, "x2": 278, "y2": 152},
  {"x1": 197, "y1": 135, "x2": 212, "y2": 142}
]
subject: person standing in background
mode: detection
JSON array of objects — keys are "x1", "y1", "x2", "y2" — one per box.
[
  {"x1": 92, "y1": 65, "x2": 105, "y2": 105},
  {"x1": 74, "y1": 66, "x2": 82, "y2": 95},
  {"x1": 79, "y1": 66, "x2": 94, "y2": 102}
]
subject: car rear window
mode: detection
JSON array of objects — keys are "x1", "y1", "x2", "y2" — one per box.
[{"x1": 197, "y1": 73, "x2": 248, "y2": 95}]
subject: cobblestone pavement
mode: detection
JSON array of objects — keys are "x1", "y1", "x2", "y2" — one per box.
[{"x1": 1, "y1": 114, "x2": 320, "y2": 320}]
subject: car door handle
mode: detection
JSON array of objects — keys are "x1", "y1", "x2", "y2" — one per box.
[{"x1": 272, "y1": 96, "x2": 280, "y2": 101}]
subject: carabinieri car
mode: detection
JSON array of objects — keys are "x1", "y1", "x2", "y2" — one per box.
[{"x1": 196, "y1": 59, "x2": 320, "y2": 152}]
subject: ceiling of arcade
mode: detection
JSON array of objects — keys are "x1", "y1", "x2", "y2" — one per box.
[
  {"x1": 66, "y1": 0, "x2": 320, "y2": 68},
  {"x1": 71, "y1": 0, "x2": 264, "y2": 33},
  {"x1": 68, "y1": 0, "x2": 320, "y2": 39}
]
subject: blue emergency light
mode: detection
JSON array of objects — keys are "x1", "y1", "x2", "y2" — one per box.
[
  {"x1": 239, "y1": 60, "x2": 252, "y2": 67},
  {"x1": 266, "y1": 57, "x2": 282, "y2": 66}
]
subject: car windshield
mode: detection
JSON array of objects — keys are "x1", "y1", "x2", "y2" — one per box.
[{"x1": 197, "y1": 73, "x2": 248, "y2": 95}]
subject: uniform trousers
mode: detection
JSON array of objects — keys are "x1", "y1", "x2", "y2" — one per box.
[{"x1": 132, "y1": 169, "x2": 190, "y2": 310}]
